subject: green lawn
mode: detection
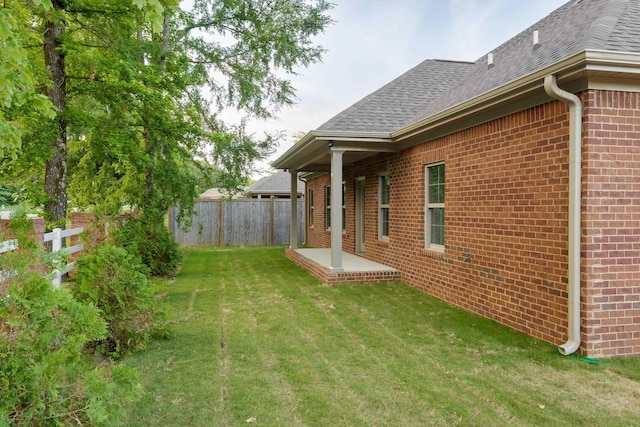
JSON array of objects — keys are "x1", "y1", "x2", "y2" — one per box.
[{"x1": 123, "y1": 247, "x2": 640, "y2": 426}]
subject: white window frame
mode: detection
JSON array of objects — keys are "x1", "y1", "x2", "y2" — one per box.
[
  {"x1": 325, "y1": 185, "x2": 331, "y2": 230},
  {"x1": 308, "y1": 189, "x2": 314, "y2": 228},
  {"x1": 425, "y1": 162, "x2": 445, "y2": 252},
  {"x1": 342, "y1": 181, "x2": 346, "y2": 232},
  {"x1": 378, "y1": 173, "x2": 390, "y2": 240}
]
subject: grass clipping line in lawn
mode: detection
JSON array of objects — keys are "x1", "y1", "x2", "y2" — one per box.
[{"x1": 123, "y1": 247, "x2": 640, "y2": 426}]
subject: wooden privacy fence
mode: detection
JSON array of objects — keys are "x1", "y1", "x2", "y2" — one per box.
[{"x1": 170, "y1": 199, "x2": 305, "y2": 247}]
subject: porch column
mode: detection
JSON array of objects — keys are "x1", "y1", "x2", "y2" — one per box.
[
  {"x1": 289, "y1": 169, "x2": 298, "y2": 249},
  {"x1": 330, "y1": 148, "x2": 345, "y2": 271}
]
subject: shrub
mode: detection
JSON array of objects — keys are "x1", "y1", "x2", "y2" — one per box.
[
  {"x1": 71, "y1": 244, "x2": 167, "y2": 357},
  {"x1": 1, "y1": 223, "x2": 142, "y2": 425},
  {"x1": 114, "y1": 212, "x2": 182, "y2": 278}
]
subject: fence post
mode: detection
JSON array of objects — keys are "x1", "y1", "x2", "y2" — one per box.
[
  {"x1": 51, "y1": 228, "x2": 62, "y2": 252},
  {"x1": 218, "y1": 200, "x2": 225, "y2": 246},
  {"x1": 51, "y1": 270, "x2": 62, "y2": 288},
  {"x1": 269, "y1": 197, "x2": 275, "y2": 246},
  {"x1": 51, "y1": 228, "x2": 62, "y2": 288}
]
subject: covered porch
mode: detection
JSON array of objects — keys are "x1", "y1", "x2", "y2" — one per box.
[
  {"x1": 279, "y1": 132, "x2": 401, "y2": 281},
  {"x1": 285, "y1": 248, "x2": 401, "y2": 285}
]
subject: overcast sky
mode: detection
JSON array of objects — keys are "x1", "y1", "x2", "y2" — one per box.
[{"x1": 222, "y1": 0, "x2": 569, "y2": 177}]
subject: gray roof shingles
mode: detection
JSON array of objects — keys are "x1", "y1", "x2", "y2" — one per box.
[
  {"x1": 409, "y1": 0, "x2": 621, "y2": 124},
  {"x1": 315, "y1": 0, "x2": 640, "y2": 135},
  {"x1": 245, "y1": 172, "x2": 304, "y2": 195},
  {"x1": 317, "y1": 59, "x2": 475, "y2": 133}
]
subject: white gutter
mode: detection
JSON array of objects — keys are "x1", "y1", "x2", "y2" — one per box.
[
  {"x1": 272, "y1": 130, "x2": 391, "y2": 170},
  {"x1": 543, "y1": 74, "x2": 582, "y2": 356},
  {"x1": 394, "y1": 50, "x2": 640, "y2": 143}
]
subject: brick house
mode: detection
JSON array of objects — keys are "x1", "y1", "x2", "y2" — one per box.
[{"x1": 273, "y1": 0, "x2": 640, "y2": 358}]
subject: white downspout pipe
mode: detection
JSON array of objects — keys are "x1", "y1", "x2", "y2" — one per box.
[{"x1": 543, "y1": 75, "x2": 582, "y2": 356}]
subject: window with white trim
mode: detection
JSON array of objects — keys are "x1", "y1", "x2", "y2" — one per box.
[
  {"x1": 342, "y1": 182, "x2": 346, "y2": 231},
  {"x1": 324, "y1": 185, "x2": 331, "y2": 230},
  {"x1": 308, "y1": 189, "x2": 314, "y2": 227},
  {"x1": 425, "y1": 163, "x2": 445, "y2": 250},
  {"x1": 378, "y1": 173, "x2": 390, "y2": 240}
]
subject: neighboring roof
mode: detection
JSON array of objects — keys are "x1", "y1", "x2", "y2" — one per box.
[
  {"x1": 318, "y1": 59, "x2": 475, "y2": 133},
  {"x1": 199, "y1": 188, "x2": 242, "y2": 199},
  {"x1": 200, "y1": 188, "x2": 224, "y2": 198},
  {"x1": 245, "y1": 172, "x2": 305, "y2": 196}
]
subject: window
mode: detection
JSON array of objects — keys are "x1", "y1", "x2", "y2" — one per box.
[
  {"x1": 308, "y1": 189, "x2": 314, "y2": 227},
  {"x1": 325, "y1": 185, "x2": 331, "y2": 230},
  {"x1": 342, "y1": 182, "x2": 346, "y2": 231},
  {"x1": 425, "y1": 163, "x2": 445, "y2": 250},
  {"x1": 378, "y1": 174, "x2": 390, "y2": 239}
]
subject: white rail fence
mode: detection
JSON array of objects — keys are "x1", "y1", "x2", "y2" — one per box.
[{"x1": 0, "y1": 227, "x2": 83, "y2": 287}]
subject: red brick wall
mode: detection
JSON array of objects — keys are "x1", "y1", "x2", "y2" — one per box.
[
  {"x1": 306, "y1": 174, "x2": 332, "y2": 249},
  {"x1": 581, "y1": 90, "x2": 640, "y2": 357},
  {"x1": 69, "y1": 212, "x2": 131, "y2": 251},
  {"x1": 1, "y1": 217, "x2": 46, "y2": 246},
  {"x1": 305, "y1": 91, "x2": 640, "y2": 357}
]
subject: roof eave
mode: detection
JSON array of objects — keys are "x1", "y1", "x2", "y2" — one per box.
[
  {"x1": 275, "y1": 50, "x2": 640, "y2": 171},
  {"x1": 272, "y1": 130, "x2": 392, "y2": 171},
  {"x1": 393, "y1": 50, "x2": 640, "y2": 143}
]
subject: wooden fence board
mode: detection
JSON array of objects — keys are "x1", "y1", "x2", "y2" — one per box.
[{"x1": 171, "y1": 199, "x2": 305, "y2": 247}]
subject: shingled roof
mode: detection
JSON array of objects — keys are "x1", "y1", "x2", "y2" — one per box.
[
  {"x1": 273, "y1": 0, "x2": 640, "y2": 172},
  {"x1": 319, "y1": 0, "x2": 640, "y2": 134},
  {"x1": 245, "y1": 171, "x2": 304, "y2": 197},
  {"x1": 317, "y1": 59, "x2": 475, "y2": 133},
  {"x1": 409, "y1": 0, "x2": 640, "y2": 125}
]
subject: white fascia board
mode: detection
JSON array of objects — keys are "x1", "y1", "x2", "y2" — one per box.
[
  {"x1": 276, "y1": 50, "x2": 640, "y2": 170},
  {"x1": 393, "y1": 50, "x2": 640, "y2": 142},
  {"x1": 272, "y1": 131, "x2": 316, "y2": 170},
  {"x1": 272, "y1": 130, "x2": 392, "y2": 170}
]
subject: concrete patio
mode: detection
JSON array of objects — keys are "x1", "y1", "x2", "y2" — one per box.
[{"x1": 285, "y1": 248, "x2": 401, "y2": 285}]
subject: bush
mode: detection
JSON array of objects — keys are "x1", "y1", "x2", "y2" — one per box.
[
  {"x1": 114, "y1": 212, "x2": 182, "y2": 277},
  {"x1": 71, "y1": 244, "x2": 167, "y2": 357},
  {"x1": 0, "y1": 232, "x2": 142, "y2": 425}
]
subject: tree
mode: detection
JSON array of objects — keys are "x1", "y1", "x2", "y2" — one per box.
[
  {"x1": 1, "y1": 0, "x2": 332, "y2": 226},
  {"x1": 0, "y1": 185, "x2": 17, "y2": 206},
  {"x1": 0, "y1": 2, "x2": 55, "y2": 160}
]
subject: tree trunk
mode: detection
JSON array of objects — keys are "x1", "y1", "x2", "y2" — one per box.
[{"x1": 43, "y1": 1, "x2": 68, "y2": 224}]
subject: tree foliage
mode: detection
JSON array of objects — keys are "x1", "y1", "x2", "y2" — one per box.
[
  {"x1": 0, "y1": 214, "x2": 142, "y2": 426},
  {"x1": 0, "y1": 3, "x2": 55, "y2": 160},
  {"x1": 0, "y1": 0, "x2": 333, "y2": 224},
  {"x1": 71, "y1": 244, "x2": 168, "y2": 357}
]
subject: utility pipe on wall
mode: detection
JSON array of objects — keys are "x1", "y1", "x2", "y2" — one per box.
[{"x1": 543, "y1": 75, "x2": 582, "y2": 356}]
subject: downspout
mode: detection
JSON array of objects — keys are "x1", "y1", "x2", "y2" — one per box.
[{"x1": 543, "y1": 75, "x2": 582, "y2": 356}]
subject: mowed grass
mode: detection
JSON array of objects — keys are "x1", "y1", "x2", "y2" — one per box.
[{"x1": 123, "y1": 247, "x2": 640, "y2": 426}]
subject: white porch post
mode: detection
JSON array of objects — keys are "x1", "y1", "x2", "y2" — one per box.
[
  {"x1": 330, "y1": 148, "x2": 345, "y2": 271},
  {"x1": 289, "y1": 170, "x2": 298, "y2": 249}
]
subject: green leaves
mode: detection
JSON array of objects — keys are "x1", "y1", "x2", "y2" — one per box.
[
  {"x1": 0, "y1": 221, "x2": 142, "y2": 425},
  {"x1": 132, "y1": 0, "x2": 166, "y2": 33},
  {"x1": 188, "y1": 0, "x2": 333, "y2": 117},
  {"x1": 2, "y1": 0, "x2": 332, "y2": 228},
  {"x1": 71, "y1": 243, "x2": 167, "y2": 357},
  {"x1": 0, "y1": 8, "x2": 55, "y2": 159},
  {"x1": 30, "y1": 0, "x2": 52, "y2": 11}
]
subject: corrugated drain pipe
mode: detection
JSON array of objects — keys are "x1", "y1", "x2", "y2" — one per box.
[{"x1": 543, "y1": 75, "x2": 582, "y2": 356}]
